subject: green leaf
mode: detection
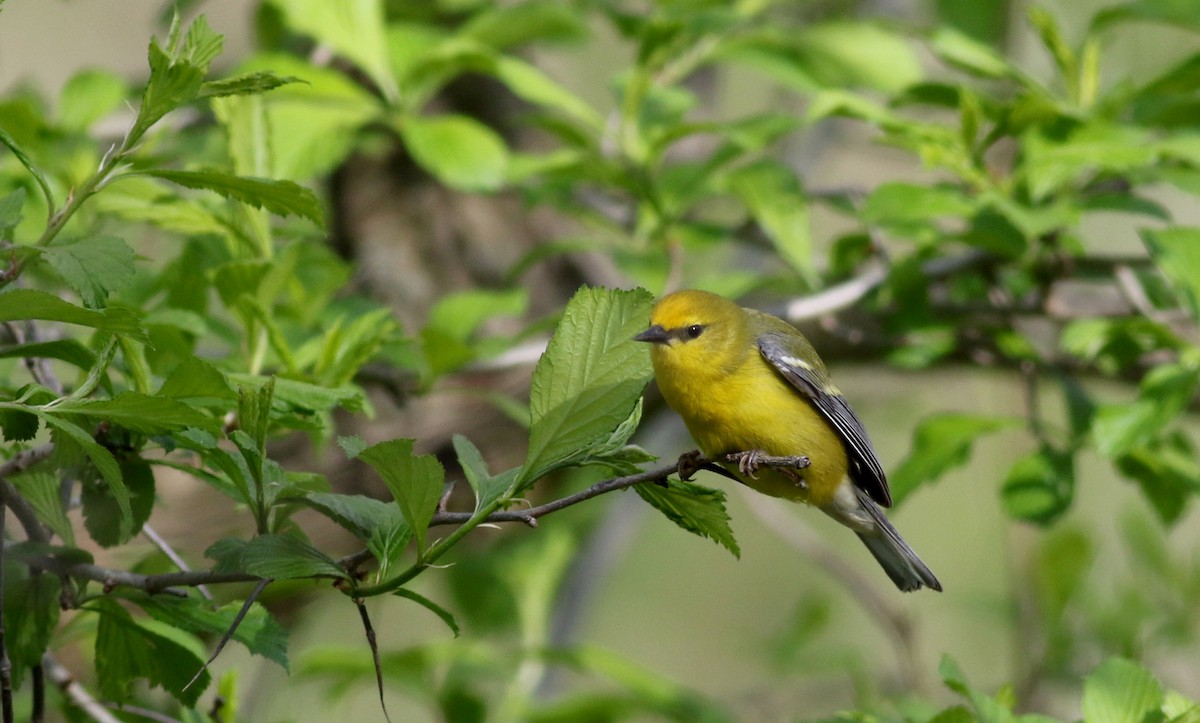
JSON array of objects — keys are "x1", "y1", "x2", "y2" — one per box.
[
  {"x1": 355, "y1": 439, "x2": 444, "y2": 555},
  {"x1": 0, "y1": 127, "x2": 55, "y2": 214},
  {"x1": 140, "y1": 169, "x2": 324, "y2": 226},
  {"x1": 400, "y1": 114, "x2": 509, "y2": 192},
  {"x1": 131, "y1": 16, "x2": 222, "y2": 142},
  {"x1": 1, "y1": 564, "x2": 60, "y2": 689},
  {"x1": 427, "y1": 288, "x2": 528, "y2": 343},
  {"x1": 1034, "y1": 528, "x2": 1093, "y2": 620},
  {"x1": 523, "y1": 287, "x2": 655, "y2": 485},
  {"x1": 93, "y1": 597, "x2": 211, "y2": 707},
  {"x1": 0, "y1": 289, "x2": 148, "y2": 341},
  {"x1": 36, "y1": 412, "x2": 130, "y2": 537},
  {"x1": 50, "y1": 391, "x2": 219, "y2": 435},
  {"x1": 493, "y1": 56, "x2": 600, "y2": 128},
  {"x1": 891, "y1": 413, "x2": 1020, "y2": 505},
  {"x1": 9, "y1": 471, "x2": 74, "y2": 544},
  {"x1": 1092, "y1": 0, "x2": 1200, "y2": 33},
  {"x1": 452, "y1": 434, "x2": 511, "y2": 512},
  {"x1": 393, "y1": 588, "x2": 460, "y2": 637},
  {"x1": 636, "y1": 479, "x2": 739, "y2": 557},
  {"x1": 1082, "y1": 658, "x2": 1164, "y2": 723},
  {"x1": 157, "y1": 356, "x2": 237, "y2": 404},
  {"x1": 1093, "y1": 362, "x2": 1200, "y2": 457},
  {"x1": 270, "y1": 0, "x2": 397, "y2": 102},
  {"x1": 285, "y1": 491, "x2": 406, "y2": 544},
  {"x1": 929, "y1": 26, "x2": 1017, "y2": 78},
  {"x1": 0, "y1": 339, "x2": 97, "y2": 375},
  {"x1": 862, "y1": 182, "x2": 977, "y2": 225},
  {"x1": 1143, "y1": 227, "x2": 1200, "y2": 320},
  {"x1": 1000, "y1": 447, "x2": 1075, "y2": 525},
  {"x1": 1114, "y1": 433, "x2": 1200, "y2": 525},
  {"x1": 81, "y1": 456, "x2": 155, "y2": 547},
  {"x1": 236, "y1": 534, "x2": 347, "y2": 579},
  {"x1": 727, "y1": 161, "x2": 813, "y2": 281},
  {"x1": 461, "y1": 1, "x2": 587, "y2": 49},
  {"x1": 59, "y1": 69, "x2": 128, "y2": 131},
  {"x1": 0, "y1": 188, "x2": 25, "y2": 233},
  {"x1": 39, "y1": 235, "x2": 136, "y2": 305},
  {"x1": 198, "y1": 71, "x2": 303, "y2": 99},
  {"x1": 135, "y1": 595, "x2": 289, "y2": 670}
]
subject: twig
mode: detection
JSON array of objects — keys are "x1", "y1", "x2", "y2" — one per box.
[
  {"x1": 10, "y1": 553, "x2": 260, "y2": 597},
  {"x1": 740, "y1": 492, "x2": 928, "y2": 694},
  {"x1": 356, "y1": 599, "x2": 392, "y2": 723},
  {"x1": 184, "y1": 578, "x2": 270, "y2": 692},
  {"x1": 105, "y1": 704, "x2": 180, "y2": 723},
  {"x1": 31, "y1": 662, "x2": 43, "y2": 723},
  {"x1": 42, "y1": 655, "x2": 121, "y2": 723},
  {"x1": 0, "y1": 503, "x2": 13, "y2": 723},
  {"x1": 142, "y1": 524, "x2": 212, "y2": 601}
]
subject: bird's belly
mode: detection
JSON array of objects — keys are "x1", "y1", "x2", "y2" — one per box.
[{"x1": 679, "y1": 373, "x2": 850, "y2": 507}]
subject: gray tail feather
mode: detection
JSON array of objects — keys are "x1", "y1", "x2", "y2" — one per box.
[{"x1": 855, "y1": 494, "x2": 942, "y2": 593}]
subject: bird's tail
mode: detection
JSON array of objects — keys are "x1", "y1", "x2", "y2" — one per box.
[{"x1": 825, "y1": 488, "x2": 942, "y2": 593}]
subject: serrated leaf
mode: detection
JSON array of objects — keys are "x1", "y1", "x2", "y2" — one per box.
[
  {"x1": 356, "y1": 439, "x2": 444, "y2": 555},
  {"x1": 728, "y1": 161, "x2": 813, "y2": 281},
  {"x1": 236, "y1": 534, "x2": 347, "y2": 579},
  {"x1": 636, "y1": 479, "x2": 739, "y2": 557},
  {"x1": 1082, "y1": 658, "x2": 1164, "y2": 723},
  {"x1": 198, "y1": 71, "x2": 304, "y2": 99},
  {"x1": 393, "y1": 588, "x2": 460, "y2": 637},
  {"x1": 523, "y1": 287, "x2": 655, "y2": 485},
  {"x1": 891, "y1": 413, "x2": 1020, "y2": 505},
  {"x1": 50, "y1": 391, "x2": 218, "y2": 435},
  {"x1": 141, "y1": 169, "x2": 324, "y2": 226},
  {"x1": 131, "y1": 20, "x2": 219, "y2": 142},
  {"x1": 0, "y1": 289, "x2": 148, "y2": 341},
  {"x1": 400, "y1": 114, "x2": 509, "y2": 192},
  {"x1": 93, "y1": 598, "x2": 210, "y2": 707},
  {"x1": 285, "y1": 491, "x2": 406, "y2": 544},
  {"x1": 135, "y1": 595, "x2": 289, "y2": 670}
]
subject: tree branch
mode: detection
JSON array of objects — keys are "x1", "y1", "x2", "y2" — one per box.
[{"x1": 42, "y1": 655, "x2": 121, "y2": 723}]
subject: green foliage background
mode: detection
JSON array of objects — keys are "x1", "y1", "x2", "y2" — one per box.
[{"x1": 1, "y1": 0, "x2": 1199, "y2": 720}]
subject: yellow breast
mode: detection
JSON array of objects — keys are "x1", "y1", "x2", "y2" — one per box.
[{"x1": 651, "y1": 346, "x2": 849, "y2": 506}]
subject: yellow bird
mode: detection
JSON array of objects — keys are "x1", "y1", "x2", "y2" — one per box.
[{"x1": 634, "y1": 289, "x2": 941, "y2": 592}]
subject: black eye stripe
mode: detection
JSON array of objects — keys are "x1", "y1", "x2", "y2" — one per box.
[{"x1": 670, "y1": 324, "x2": 706, "y2": 341}]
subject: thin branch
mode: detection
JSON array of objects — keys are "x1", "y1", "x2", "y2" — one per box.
[
  {"x1": 0, "y1": 503, "x2": 13, "y2": 723},
  {"x1": 13, "y1": 553, "x2": 260, "y2": 597},
  {"x1": 142, "y1": 524, "x2": 212, "y2": 601},
  {"x1": 41, "y1": 655, "x2": 121, "y2": 723},
  {"x1": 30, "y1": 662, "x2": 43, "y2": 723},
  {"x1": 184, "y1": 578, "x2": 270, "y2": 692},
  {"x1": 740, "y1": 492, "x2": 928, "y2": 695}
]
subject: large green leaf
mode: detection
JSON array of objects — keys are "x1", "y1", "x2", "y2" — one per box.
[
  {"x1": 1000, "y1": 447, "x2": 1075, "y2": 525},
  {"x1": 270, "y1": 0, "x2": 397, "y2": 102},
  {"x1": 636, "y1": 480, "x2": 739, "y2": 557},
  {"x1": 1, "y1": 564, "x2": 60, "y2": 690},
  {"x1": 93, "y1": 598, "x2": 211, "y2": 707},
  {"x1": 81, "y1": 457, "x2": 156, "y2": 548},
  {"x1": 523, "y1": 287, "x2": 655, "y2": 485},
  {"x1": 208, "y1": 534, "x2": 347, "y2": 580}
]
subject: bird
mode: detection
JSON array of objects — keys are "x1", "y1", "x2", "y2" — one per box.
[{"x1": 633, "y1": 289, "x2": 941, "y2": 592}]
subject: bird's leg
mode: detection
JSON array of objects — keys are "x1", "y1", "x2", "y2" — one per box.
[{"x1": 726, "y1": 449, "x2": 767, "y2": 479}]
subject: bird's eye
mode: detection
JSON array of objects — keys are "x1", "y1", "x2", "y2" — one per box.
[{"x1": 686, "y1": 324, "x2": 704, "y2": 339}]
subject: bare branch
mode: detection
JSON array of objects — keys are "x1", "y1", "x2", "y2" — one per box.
[
  {"x1": 42, "y1": 655, "x2": 121, "y2": 723},
  {"x1": 142, "y1": 525, "x2": 212, "y2": 601}
]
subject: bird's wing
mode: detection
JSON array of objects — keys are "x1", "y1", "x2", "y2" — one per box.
[{"x1": 756, "y1": 332, "x2": 892, "y2": 507}]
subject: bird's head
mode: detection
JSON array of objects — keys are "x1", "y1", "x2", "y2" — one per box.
[{"x1": 633, "y1": 290, "x2": 750, "y2": 374}]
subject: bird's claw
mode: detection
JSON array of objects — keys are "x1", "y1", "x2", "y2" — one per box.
[
  {"x1": 676, "y1": 450, "x2": 705, "y2": 483},
  {"x1": 726, "y1": 450, "x2": 767, "y2": 479}
]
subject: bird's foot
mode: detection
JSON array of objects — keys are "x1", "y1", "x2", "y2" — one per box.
[
  {"x1": 726, "y1": 449, "x2": 769, "y2": 479},
  {"x1": 676, "y1": 450, "x2": 706, "y2": 484}
]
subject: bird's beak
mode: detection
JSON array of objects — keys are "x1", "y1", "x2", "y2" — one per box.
[{"x1": 633, "y1": 325, "x2": 670, "y2": 344}]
